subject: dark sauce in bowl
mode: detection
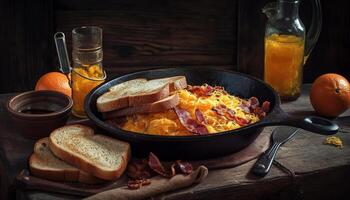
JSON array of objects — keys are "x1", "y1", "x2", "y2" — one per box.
[{"x1": 19, "y1": 108, "x2": 56, "y2": 114}]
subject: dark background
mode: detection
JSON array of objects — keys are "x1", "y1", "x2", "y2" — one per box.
[{"x1": 0, "y1": 0, "x2": 349, "y2": 93}]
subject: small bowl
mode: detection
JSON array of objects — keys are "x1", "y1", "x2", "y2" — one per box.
[{"x1": 6, "y1": 90, "x2": 73, "y2": 139}]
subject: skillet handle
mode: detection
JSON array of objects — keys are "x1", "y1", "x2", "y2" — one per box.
[
  {"x1": 260, "y1": 106, "x2": 338, "y2": 135},
  {"x1": 277, "y1": 115, "x2": 338, "y2": 135}
]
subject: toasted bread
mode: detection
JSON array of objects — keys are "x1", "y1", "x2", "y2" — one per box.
[
  {"x1": 103, "y1": 93, "x2": 179, "y2": 119},
  {"x1": 154, "y1": 76, "x2": 187, "y2": 92},
  {"x1": 96, "y1": 76, "x2": 187, "y2": 112},
  {"x1": 49, "y1": 125, "x2": 131, "y2": 181},
  {"x1": 29, "y1": 138, "x2": 103, "y2": 184}
]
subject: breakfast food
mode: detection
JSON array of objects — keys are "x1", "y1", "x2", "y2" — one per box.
[
  {"x1": 98, "y1": 76, "x2": 270, "y2": 136},
  {"x1": 35, "y1": 71, "x2": 72, "y2": 97},
  {"x1": 310, "y1": 73, "x2": 350, "y2": 117},
  {"x1": 97, "y1": 76, "x2": 187, "y2": 112},
  {"x1": 49, "y1": 124, "x2": 131, "y2": 180},
  {"x1": 29, "y1": 138, "x2": 102, "y2": 184},
  {"x1": 104, "y1": 94, "x2": 179, "y2": 118}
]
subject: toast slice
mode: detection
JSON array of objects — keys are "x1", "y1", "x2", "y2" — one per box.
[
  {"x1": 103, "y1": 93, "x2": 179, "y2": 119},
  {"x1": 97, "y1": 76, "x2": 187, "y2": 112},
  {"x1": 29, "y1": 138, "x2": 103, "y2": 184},
  {"x1": 49, "y1": 125, "x2": 131, "y2": 181},
  {"x1": 97, "y1": 78, "x2": 148, "y2": 112},
  {"x1": 153, "y1": 76, "x2": 187, "y2": 92},
  {"x1": 97, "y1": 79, "x2": 169, "y2": 112}
]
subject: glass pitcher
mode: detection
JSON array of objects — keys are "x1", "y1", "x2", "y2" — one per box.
[{"x1": 263, "y1": 0, "x2": 322, "y2": 100}]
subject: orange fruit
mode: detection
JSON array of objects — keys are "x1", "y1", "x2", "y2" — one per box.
[
  {"x1": 35, "y1": 72, "x2": 72, "y2": 97},
  {"x1": 310, "y1": 73, "x2": 350, "y2": 117}
]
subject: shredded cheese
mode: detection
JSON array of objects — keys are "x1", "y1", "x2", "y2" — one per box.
[
  {"x1": 323, "y1": 136, "x2": 343, "y2": 149},
  {"x1": 121, "y1": 85, "x2": 263, "y2": 136}
]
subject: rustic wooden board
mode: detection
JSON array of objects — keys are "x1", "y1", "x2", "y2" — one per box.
[{"x1": 2, "y1": 85, "x2": 350, "y2": 200}]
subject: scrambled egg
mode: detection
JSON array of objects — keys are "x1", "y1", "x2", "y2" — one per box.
[{"x1": 121, "y1": 86, "x2": 261, "y2": 136}]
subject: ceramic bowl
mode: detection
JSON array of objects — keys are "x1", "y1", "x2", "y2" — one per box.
[{"x1": 6, "y1": 90, "x2": 73, "y2": 139}]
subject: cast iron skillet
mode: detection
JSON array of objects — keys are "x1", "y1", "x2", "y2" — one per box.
[{"x1": 85, "y1": 68, "x2": 338, "y2": 160}]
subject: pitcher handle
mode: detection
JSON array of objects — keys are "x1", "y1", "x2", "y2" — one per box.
[{"x1": 304, "y1": 0, "x2": 322, "y2": 63}]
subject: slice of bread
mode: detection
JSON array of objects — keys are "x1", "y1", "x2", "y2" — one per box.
[
  {"x1": 49, "y1": 125, "x2": 131, "y2": 181},
  {"x1": 103, "y1": 93, "x2": 179, "y2": 119},
  {"x1": 96, "y1": 76, "x2": 187, "y2": 112},
  {"x1": 154, "y1": 76, "x2": 187, "y2": 92},
  {"x1": 97, "y1": 79, "x2": 148, "y2": 112},
  {"x1": 97, "y1": 79, "x2": 169, "y2": 112},
  {"x1": 29, "y1": 138, "x2": 103, "y2": 184}
]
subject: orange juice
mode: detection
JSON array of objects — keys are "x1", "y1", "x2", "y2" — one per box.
[
  {"x1": 71, "y1": 64, "x2": 105, "y2": 117},
  {"x1": 264, "y1": 34, "x2": 305, "y2": 100}
]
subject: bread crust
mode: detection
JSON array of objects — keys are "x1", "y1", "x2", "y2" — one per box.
[
  {"x1": 103, "y1": 94, "x2": 179, "y2": 118},
  {"x1": 97, "y1": 76, "x2": 187, "y2": 112},
  {"x1": 49, "y1": 125, "x2": 131, "y2": 181},
  {"x1": 29, "y1": 137, "x2": 103, "y2": 184}
]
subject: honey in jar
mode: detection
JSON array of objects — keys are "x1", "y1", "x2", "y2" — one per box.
[{"x1": 264, "y1": 34, "x2": 305, "y2": 100}]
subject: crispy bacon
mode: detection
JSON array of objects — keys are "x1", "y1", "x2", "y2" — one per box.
[
  {"x1": 195, "y1": 109, "x2": 207, "y2": 124},
  {"x1": 174, "y1": 107, "x2": 209, "y2": 135},
  {"x1": 226, "y1": 108, "x2": 236, "y2": 120},
  {"x1": 175, "y1": 160, "x2": 193, "y2": 175},
  {"x1": 148, "y1": 152, "x2": 171, "y2": 177},
  {"x1": 127, "y1": 153, "x2": 194, "y2": 189},
  {"x1": 234, "y1": 116, "x2": 250, "y2": 126},
  {"x1": 187, "y1": 84, "x2": 215, "y2": 96},
  {"x1": 248, "y1": 97, "x2": 259, "y2": 110},
  {"x1": 212, "y1": 104, "x2": 227, "y2": 116},
  {"x1": 262, "y1": 101, "x2": 270, "y2": 113},
  {"x1": 127, "y1": 159, "x2": 152, "y2": 180}
]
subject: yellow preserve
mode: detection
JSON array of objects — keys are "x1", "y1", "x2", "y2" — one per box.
[
  {"x1": 264, "y1": 34, "x2": 305, "y2": 100},
  {"x1": 72, "y1": 64, "x2": 105, "y2": 117}
]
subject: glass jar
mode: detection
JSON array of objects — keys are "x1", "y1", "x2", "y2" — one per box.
[{"x1": 71, "y1": 26, "x2": 106, "y2": 118}]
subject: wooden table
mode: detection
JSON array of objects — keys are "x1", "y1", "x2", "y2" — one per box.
[{"x1": 1, "y1": 85, "x2": 350, "y2": 200}]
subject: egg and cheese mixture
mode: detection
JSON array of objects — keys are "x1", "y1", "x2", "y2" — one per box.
[{"x1": 120, "y1": 85, "x2": 263, "y2": 136}]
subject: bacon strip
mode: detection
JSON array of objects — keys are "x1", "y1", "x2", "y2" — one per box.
[
  {"x1": 187, "y1": 84, "x2": 215, "y2": 96},
  {"x1": 174, "y1": 107, "x2": 209, "y2": 135},
  {"x1": 175, "y1": 160, "x2": 193, "y2": 175},
  {"x1": 248, "y1": 97, "x2": 259, "y2": 109},
  {"x1": 148, "y1": 152, "x2": 171, "y2": 177},
  {"x1": 195, "y1": 109, "x2": 207, "y2": 124},
  {"x1": 127, "y1": 153, "x2": 194, "y2": 189},
  {"x1": 212, "y1": 104, "x2": 227, "y2": 116},
  {"x1": 262, "y1": 101, "x2": 270, "y2": 113}
]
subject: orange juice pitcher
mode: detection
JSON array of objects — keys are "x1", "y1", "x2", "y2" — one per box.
[{"x1": 263, "y1": 0, "x2": 322, "y2": 100}]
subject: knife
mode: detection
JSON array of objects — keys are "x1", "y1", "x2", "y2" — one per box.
[{"x1": 252, "y1": 126, "x2": 299, "y2": 177}]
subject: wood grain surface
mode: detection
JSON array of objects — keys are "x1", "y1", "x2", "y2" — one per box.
[
  {"x1": 54, "y1": 0, "x2": 236, "y2": 73},
  {"x1": 1, "y1": 85, "x2": 350, "y2": 200}
]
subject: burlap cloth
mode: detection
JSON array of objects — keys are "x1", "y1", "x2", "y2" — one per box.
[
  {"x1": 84, "y1": 166, "x2": 208, "y2": 200},
  {"x1": 17, "y1": 129, "x2": 272, "y2": 199}
]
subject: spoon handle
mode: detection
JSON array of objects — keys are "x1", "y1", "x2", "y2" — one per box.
[
  {"x1": 251, "y1": 142, "x2": 281, "y2": 177},
  {"x1": 54, "y1": 32, "x2": 71, "y2": 74}
]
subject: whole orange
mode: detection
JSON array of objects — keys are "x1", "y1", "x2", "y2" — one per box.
[
  {"x1": 35, "y1": 72, "x2": 72, "y2": 97},
  {"x1": 310, "y1": 73, "x2": 350, "y2": 117}
]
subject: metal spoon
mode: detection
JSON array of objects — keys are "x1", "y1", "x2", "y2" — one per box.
[{"x1": 54, "y1": 32, "x2": 71, "y2": 74}]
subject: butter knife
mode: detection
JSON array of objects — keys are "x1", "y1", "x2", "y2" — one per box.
[{"x1": 252, "y1": 126, "x2": 299, "y2": 177}]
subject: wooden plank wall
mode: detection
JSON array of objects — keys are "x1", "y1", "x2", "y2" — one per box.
[
  {"x1": 54, "y1": 0, "x2": 236, "y2": 77},
  {"x1": 0, "y1": 0, "x2": 55, "y2": 93}
]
